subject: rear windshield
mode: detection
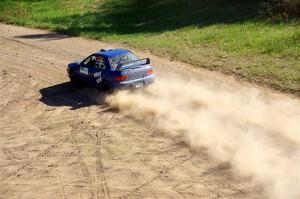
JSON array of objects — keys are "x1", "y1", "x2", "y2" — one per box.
[{"x1": 109, "y1": 53, "x2": 138, "y2": 69}]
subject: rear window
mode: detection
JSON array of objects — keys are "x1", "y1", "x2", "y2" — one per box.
[{"x1": 109, "y1": 53, "x2": 138, "y2": 69}]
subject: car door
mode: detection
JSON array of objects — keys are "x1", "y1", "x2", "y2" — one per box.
[
  {"x1": 87, "y1": 55, "x2": 108, "y2": 86},
  {"x1": 77, "y1": 55, "x2": 93, "y2": 83}
]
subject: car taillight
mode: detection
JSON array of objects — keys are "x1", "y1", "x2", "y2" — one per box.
[
  {"x1": 115, "y1": 75, "x2": 128, "y2": 81},
  {"x1": 147, "y1": 69, "x2": 154, "y2": 75}
]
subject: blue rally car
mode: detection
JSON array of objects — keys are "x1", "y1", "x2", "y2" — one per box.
[{"x1": 67, "y1": 48, "x2": 155, "y2": 90}]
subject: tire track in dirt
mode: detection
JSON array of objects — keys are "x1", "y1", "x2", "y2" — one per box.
[
  {"x1": 76, "y1": 114, "x2": 112, "y2": 199},
  {"x1": 0, "y1": 27, "x2": 104, "y2": 198},
  {"x1": 0, "y1": 135, "x2": 69, "y2": 183},
  {"x1": 0, "y1": 45, "x2": 108, "y2": 197},
  {"x1": 82, "y1": 112, "x2": 182, "y2": 199},
  {"x1": 105, "y1": 113, "x2": 255, "y2": 199},
  {"x1": 94, "y1": 115, "x2": 113, "y2": 199},
  {"x1": 95, "y1": 130, "x2": 112, "y2": 199},
  {"x1": 56, "y1": 176, "x2": 67, "y2": 199},
  {"x1": 69, "y1": 123, "x2": 97, "y2": 199},
  {"x1": 118, "y1": 156, "x2": 193, "y2": 199},
  {"x1": 0, "y1": 83, "x2": 28, "y2": 117},
  {"x1": 82, "y1": 113, "x2": 162, "y2": 199},
  {"x1": 0, "y1": 64, "x2": 79, "y2": 194},
  {"x1": 81, "y1": 109, "x2": 259, "y2": 199}
]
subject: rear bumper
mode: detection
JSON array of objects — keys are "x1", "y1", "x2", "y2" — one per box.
[{"x1": 114, "y1": 75, "x2": 155, "y2": 89}]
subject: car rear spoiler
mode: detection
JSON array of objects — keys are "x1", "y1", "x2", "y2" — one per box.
[{"x1": 117, "y1": 58, "x2": 150, "y2": 71}]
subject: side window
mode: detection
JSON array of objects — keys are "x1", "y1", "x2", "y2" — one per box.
[
  {"x1": 90, "y1": 56, "x2": 97, "y2": 68},
  {"x1": 95, "y1": 56, "x2": 106, "y2": 70},
  {"x1": 83, "y1": 57, "x2": 91, "y2": 66},
  {"x1": 83, "y1": 55, "x2": 97, "y2": 67}
]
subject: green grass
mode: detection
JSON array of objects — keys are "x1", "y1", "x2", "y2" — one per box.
[{"x1": 0, "y1": 0, "x2": 299, "y2": 94}]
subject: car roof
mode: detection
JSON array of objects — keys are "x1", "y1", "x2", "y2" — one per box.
[{"x1": 95, "y1": 48, "x2": 131, "y2": 58}]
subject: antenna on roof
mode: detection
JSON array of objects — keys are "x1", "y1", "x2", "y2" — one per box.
[{"x1": 100, "y1": 48, "x2": 115, "y2": 52}]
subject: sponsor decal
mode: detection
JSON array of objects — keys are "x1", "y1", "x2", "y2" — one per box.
[
  {"x1": 94, "y1": 71, "x2": 102, "y2": 78},
  {"x1": 96, "y1": 77, "x2": 102, "y2": 83},
  {"x1": 79, "y1": 67, "x2": 88, "y2": 75}
]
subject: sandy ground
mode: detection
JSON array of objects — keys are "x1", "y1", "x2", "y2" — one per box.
[{"x1": 0, "y1": 23, "x2": 298, "y2": 199}]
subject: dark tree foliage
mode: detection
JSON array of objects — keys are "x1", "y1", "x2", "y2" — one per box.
[{"x1": 262, "y1": 0, "x2": 300, "y2": 20}]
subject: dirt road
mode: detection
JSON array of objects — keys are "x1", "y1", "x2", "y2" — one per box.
[{"x1": 0, "y1": 23, "x2": 299, "y2": 199}]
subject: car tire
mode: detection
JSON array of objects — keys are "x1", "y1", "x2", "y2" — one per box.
[
  {"x1": 100, "y1": 80, "x2": 113, "y2": 93},
  {"x1": 70, "y1": 75, "x2": 81, "y2": 87}
]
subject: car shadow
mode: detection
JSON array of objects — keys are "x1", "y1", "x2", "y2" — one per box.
[{"x1": 39, "y1": 82, "x2": 112, "y2": 110}]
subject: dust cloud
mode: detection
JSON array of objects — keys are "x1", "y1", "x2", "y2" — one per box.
[{"x1": 106, "y1": 76, "x2": 300, "y2": 199}]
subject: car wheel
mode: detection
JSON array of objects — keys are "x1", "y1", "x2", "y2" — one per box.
[
  {"x1": 101, "y1": 80, "x2": 113, "y2": 93},
  {"x1": 70, "y1": 75, "x2": 81, "y2": 87}
]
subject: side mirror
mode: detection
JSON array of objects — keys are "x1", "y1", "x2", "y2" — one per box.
[{"x1": 146, "y1": 58, "x2": 150, "y2": 65}]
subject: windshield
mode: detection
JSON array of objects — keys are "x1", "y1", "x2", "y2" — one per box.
[{"x1": 109, "y1": 53, "x2": 138, "y2": 69}]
